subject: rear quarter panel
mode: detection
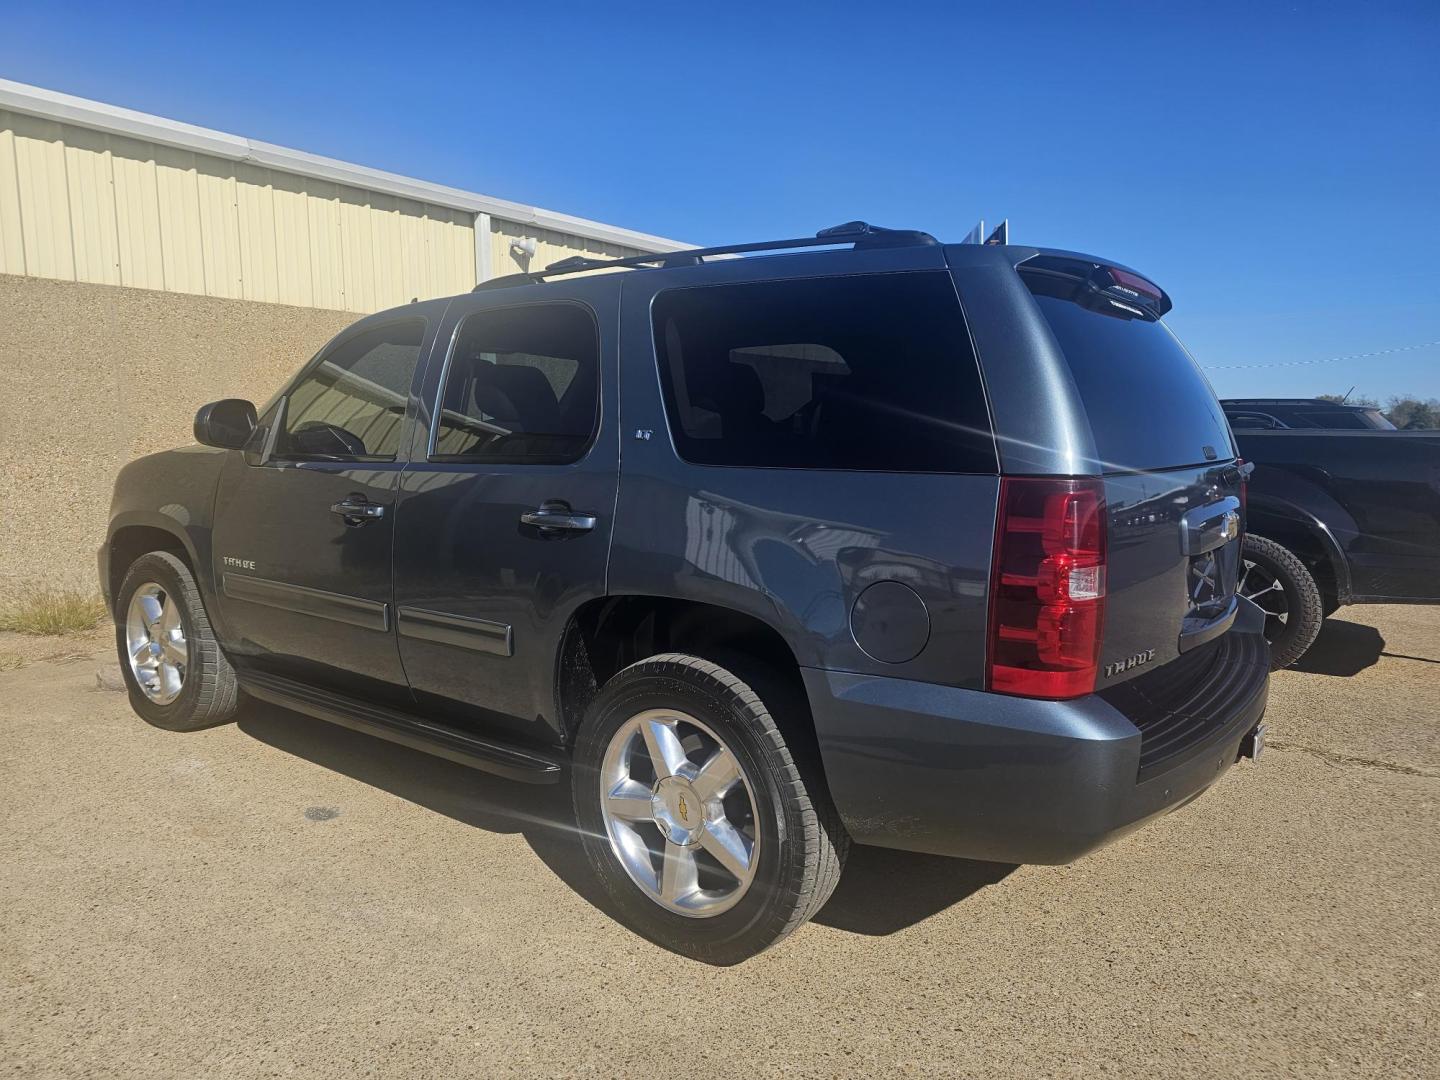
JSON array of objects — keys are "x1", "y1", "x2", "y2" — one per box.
[{"x1": 610, "y1": 248, "x2": 999, "y2": 687}]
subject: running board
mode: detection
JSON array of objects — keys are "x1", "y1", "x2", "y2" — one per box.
[{"x1": 237, "y1": 671, "x2": 563, "y2": 784}]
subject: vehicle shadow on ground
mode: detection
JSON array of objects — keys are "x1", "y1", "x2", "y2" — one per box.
[
  {"x1": 237, "y1": 701, "x2": 1009, "y2": 940},
  {"x1": 1291, "y1": 619, "x2": 1385, "y2": 677},
  {"x1": 813, "y1": 849, "x2": 1014, "y2": 935}
]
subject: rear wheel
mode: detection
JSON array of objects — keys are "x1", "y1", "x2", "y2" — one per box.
[
  {"x1": 572, "y1": 654, "x2": 848, "y2": 965},
  {"x1": 1240, "y1": 534, "x2": 1324, "y2": 669},
  {"x1": 115, "y1": 551, "x2": 240, "y2": 730}
]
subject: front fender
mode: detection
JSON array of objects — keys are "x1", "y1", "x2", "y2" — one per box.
[{"x1": 105, "y1": 445, "x2": 228, "y2": 615}]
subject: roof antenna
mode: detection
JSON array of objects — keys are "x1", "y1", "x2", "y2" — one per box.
[{"x1": 1341, "y1": 385, "x2": 1354, "y2": 403}]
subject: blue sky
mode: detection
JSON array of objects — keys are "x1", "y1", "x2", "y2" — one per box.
[{"x1": 4, "y1": 1, "x2": 1437, "y2": 401}]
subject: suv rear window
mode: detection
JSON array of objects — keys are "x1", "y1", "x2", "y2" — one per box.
[
  {"x1": 1022, "y1": 268, "x2": 1233, "y2": 472},
  {"x1": 652, "y1": 272, "x2": 996, "y2": 473}
]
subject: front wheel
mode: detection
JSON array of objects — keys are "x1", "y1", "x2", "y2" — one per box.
[
  {"x1": 1239, "y1": 534, "x2": 1324, "y2": 669},
  {"x1": 572, "y1": 654, "x2": 848, "y2": 965},
  {"x1": 115, "y1": 550, "x2": 241, "y2": 730}
]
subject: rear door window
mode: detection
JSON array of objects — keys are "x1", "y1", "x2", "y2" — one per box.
[
  {"x1": 1022, "y1": 268, "x2": 1233, "y2": 472},
  {"x1": 431, "y1": 302, "x2": 599, "y2": 464},
  {"x1": 651, "y1": 272, "x2": 996, "y2": 473}
]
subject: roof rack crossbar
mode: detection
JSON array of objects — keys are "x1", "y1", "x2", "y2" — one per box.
[{"x1": 472, "y1": 221, "x2": 938, "y2": 290}]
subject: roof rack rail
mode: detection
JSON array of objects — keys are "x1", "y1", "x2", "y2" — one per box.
[{"x1": 472, "y1": 221, "x2": 939, "y2": 290}]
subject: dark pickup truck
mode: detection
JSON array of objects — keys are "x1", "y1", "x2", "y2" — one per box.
[{"x1": 1232, "y1": 428, "x2": 1440, "y2": 666}]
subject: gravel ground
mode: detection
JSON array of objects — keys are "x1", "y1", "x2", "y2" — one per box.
[{"x1": 2, "y1": 606, "x2": 1437, "y2": 1078}]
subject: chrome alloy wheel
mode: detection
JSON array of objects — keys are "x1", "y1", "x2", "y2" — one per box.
[
  {"x1": 1239, "y1": 557, "x2": 1289, "y2": 643},
  {"x1": 125, "y1": 582, "x2": 188, "y2": 705},
  {"x1": 599, "y1": 709, "x2": 760, "y2": 918}
]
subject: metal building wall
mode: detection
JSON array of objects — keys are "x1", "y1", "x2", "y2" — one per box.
[
  {"x1": 0, "y1": 109, "x2": 478, "y2": 313},
  {"x1": 488, "y1": 217, "x2": 646, "y2": 280}
]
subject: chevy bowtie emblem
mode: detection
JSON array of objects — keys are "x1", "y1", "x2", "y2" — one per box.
[{"x1": 678, "y1": 794, "x2": 689, "y2": 822}]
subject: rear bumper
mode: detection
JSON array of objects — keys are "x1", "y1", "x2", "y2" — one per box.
[{"x1": 804, "y1": 601, "x2": 1270, "y2": 864}]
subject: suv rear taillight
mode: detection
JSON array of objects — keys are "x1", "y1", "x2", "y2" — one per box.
[{"x1": 987, "y1": 477, "x2": 1107, "y2": 700}]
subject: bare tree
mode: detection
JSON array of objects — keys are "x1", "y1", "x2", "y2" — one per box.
[{"x1": 1385, "y1": 396, "x2": 1440, "y2": 429}]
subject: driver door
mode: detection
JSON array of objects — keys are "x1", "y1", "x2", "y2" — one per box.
[{"x1": 211, "y1": 316, "x2": 435, "y2": 704}]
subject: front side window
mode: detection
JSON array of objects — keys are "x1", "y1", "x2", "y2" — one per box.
[
  {"x1": 277, "y1": 320, "x2": 425, "y2": 460},
  {"x1": 651, "y1": 272, "x2": 996, "y2": 473},
  {"x1": 432, "y1": 303, "x2": 600, "y2": 464}
]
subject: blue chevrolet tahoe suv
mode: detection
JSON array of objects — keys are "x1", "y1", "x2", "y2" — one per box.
[{"x1": 101, "y1": 222, "x2": 1270, "y2": 963}]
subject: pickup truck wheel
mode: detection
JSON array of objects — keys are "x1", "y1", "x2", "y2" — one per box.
[
  {"x1": 115, "y1": 551, "x2": 240, "y2": 731},
  {"x1": 572, "y1": 653, "x2": 848, "y2": 965},
  {"x1": 1240, "y1": 535, "x2": 1324, "y2": 670}
]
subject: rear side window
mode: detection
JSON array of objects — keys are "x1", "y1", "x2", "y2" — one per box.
[
  {"x1": 1226, "y1": 411, "x2": 1284, "y2": 430},
  {"x1": 1023, "y1": 269, "x2": 1234, "y2": 472},
  {"x1": 1301, "y1": 409, "x2": 1391, "y2": 430},
  {"x1": 652, "y1": 272, "x2": 995, "y2": 473},
  {"x1": 432, "y1": 302, "x2": 599, "y2": 464},
  {"x1": 278, "y1": 320, "x2": 424, "y2": 460}
]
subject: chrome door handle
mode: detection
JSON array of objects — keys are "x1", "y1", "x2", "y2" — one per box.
[
  {"x1": 331, "y1": 497, "x2": 386, "y2": 526},
  {"x1": 520, "y1": 507, "x2": 597, "y2": 532}
]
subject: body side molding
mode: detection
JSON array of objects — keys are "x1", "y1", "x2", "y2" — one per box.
[
  {"x1": 221, "y1": 573, "x2": 390, "y2": 632},
  {"x1": 397, "y1": 607, "x2": 514, "y2": 656}
]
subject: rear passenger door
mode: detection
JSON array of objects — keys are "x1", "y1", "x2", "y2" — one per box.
[{"x1": 392, "y1": 277, "x2": 621, "y2": 749}]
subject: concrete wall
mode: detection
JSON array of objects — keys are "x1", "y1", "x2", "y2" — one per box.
[{"x1": 0, "y1": 272, "x2": 358, "y2": 590}]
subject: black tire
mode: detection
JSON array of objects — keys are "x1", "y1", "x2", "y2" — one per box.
[
  {"x1": 114, "y1": 551, "x2": 241, "y2": 731},
  {"x1": 572, "y1": 653, "x2": 848, "y2": 965},
  {"x1": 1240, "y1": 534, "x2": 1324, "y2": 670}
]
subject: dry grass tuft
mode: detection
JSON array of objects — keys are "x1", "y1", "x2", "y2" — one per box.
[
  {"x1": 0, "y1": 652, "x2": 25, "y2": 672},
  {"x1": 0, "y1": 588, "x2": 108, "y2": 636}
]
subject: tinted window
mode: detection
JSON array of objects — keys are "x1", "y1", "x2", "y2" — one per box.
[
  {"x1": 652, "y1": 272, "x2": 995, "y2": 472},
  {"x1": 1300, "y1": 408, "x2": 1394, "y2": 430},
  {"x1": 1360, "y1": 409, "x2": 1397, "y2": 430},
  {"x1": 1268, "y1": 407, "x2": 1319, "y2": 428},
  {"x1": 1023, "y1": 270, "x2": 1233, "y2": 471},
  {"x1": 432, "y1": 303, "x2": 599, "y2": 464},
  {"x1": 1225, "y1": 411, "x2": 1283, "y2": 429},
  {"x1": 278, "y1": 320, "x2": 424, "y2": 460}
]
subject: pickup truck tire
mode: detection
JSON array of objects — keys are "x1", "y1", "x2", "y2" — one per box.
[
  {"x1": 572, "y1": 653, "x2": 848, "y2": 965},
  {"x1": 1241, "y1": 534, "x2": 1324, "y2": 670},
  {"x1": 115, "y1": 551, "x2": 241, "y2": 731}
]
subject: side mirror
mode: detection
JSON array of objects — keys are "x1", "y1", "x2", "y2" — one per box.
[{"x1": 193, "y1": 399, "x2": 258, "y2": 450}]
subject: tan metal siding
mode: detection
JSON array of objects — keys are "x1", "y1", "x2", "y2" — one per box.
[
  {"x1": 61, "y1": 124, "x2": 121, "y2": 286},
  {"x1": 0, "y1": 127, "x2": 24, "y2": 274},
  {"x1": 1, "y1": 105, "x2": 677, "y2": 313},
  {"x1": 11, "y1": 113, "x2": 74, "y2": 281},
  {"x1": 0, "y1": 109, "x2": 480, "y2": 313},
  {"x1": 109, "y1": 132, "x2": 166, "y2": 290},
  {"x1": 489, "y1": 217, "x2": 646, "y2": 280}
]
